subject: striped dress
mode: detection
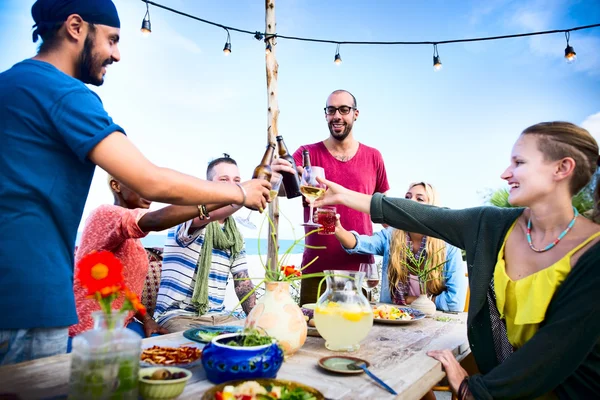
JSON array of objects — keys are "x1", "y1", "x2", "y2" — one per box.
[{"x1": 153, "y1": 220, "x2": 247, "y2": 325}]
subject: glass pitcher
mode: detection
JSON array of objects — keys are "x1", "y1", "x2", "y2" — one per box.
[{"x1": 314, "y1": 270, "x2": 373, "y2": 352}]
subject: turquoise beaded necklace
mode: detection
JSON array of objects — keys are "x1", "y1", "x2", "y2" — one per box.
[{"x1": 526, "y1": 206, "x2": 579, "y2": 253}]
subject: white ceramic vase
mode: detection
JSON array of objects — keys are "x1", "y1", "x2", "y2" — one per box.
[
  {"x1": 245, "y1": 281, "x2": 307, "y2": 357},
  {"x1": 410, "y1": 294, "x2": 437, "y2": 316}
]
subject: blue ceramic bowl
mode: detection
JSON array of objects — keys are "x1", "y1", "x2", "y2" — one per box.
[{"x1": 201, "y1": 333, "x2": 284, "y2": 384}]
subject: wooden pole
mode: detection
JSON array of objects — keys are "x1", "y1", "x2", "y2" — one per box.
[{"x1": 265, "y1": 0, "x2": 280, "y2": 275}]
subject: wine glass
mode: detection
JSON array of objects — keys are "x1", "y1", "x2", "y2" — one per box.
[
  {"x1": 235, "y1": 210, "x2": 257, "y2": 230},
  {"x1": 300, "y1": 166, "x2": 326, "y2": 227},
  {"x1": 359, "y1": 263, "x2": 379, "y2": 304},
  {"x1": 235, "y1": 173, "x2": 282, "y2": 230}
]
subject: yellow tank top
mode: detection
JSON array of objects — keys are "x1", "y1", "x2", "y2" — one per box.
[{"x1": 494, "y1": 221, "x2": 600, "y2": 349}]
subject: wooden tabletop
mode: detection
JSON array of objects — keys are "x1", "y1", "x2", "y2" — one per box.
[{"x1": 0, "y1": 312, "x2": 469, "y2": 400}]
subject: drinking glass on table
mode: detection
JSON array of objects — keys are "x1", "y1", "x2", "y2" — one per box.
[
  {"x1": 300, "y1": 166, "x2": 326, "y2": 228},
  {"x1": 359, "y1": 263, "x2": 379, "y2": 304}
]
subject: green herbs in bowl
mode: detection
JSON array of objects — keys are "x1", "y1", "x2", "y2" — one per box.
[
  {"x1": 139, "y1": 367, "x2": 192, "y2": 400},
  {"x1": 224, "y1": 329, "x2": 277, "y2": 347}
]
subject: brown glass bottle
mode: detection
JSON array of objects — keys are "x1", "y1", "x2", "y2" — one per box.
[
  {"x1": 275, "y1": 135, "x2": 302, "y2": 198},
  {"x1": 302, "y1": 149, "x2": 311, "y2": 169},
  {"x1": 252, "y1": 143, "x2": 276, "y2": 182}
]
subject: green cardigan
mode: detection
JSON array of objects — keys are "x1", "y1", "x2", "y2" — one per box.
[{"x1": 370, "y1": 193, "x2": 600, "y2": 399}]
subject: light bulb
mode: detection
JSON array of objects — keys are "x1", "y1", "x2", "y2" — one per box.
[
  {"x1": 565, "y1": 45, "x2": 576, "y2": 64},
  {"x1": 334, "y1": 53, "x2": 342, "y2": 65},
  {"x1": 223, "y1": 42, "x2": 231, "y2": 55},
  {"x1": 433, "y1": 55, "x2": 442, "y2": 71},
  {"x1": 140, "y1": 18, "x2": 151, "y2": 36}
]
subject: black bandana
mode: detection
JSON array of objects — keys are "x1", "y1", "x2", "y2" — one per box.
[{"x1": 31, "y1": 0, "x2": 120, "y2": 43}]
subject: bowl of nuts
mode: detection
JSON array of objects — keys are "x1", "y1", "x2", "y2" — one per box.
[{"x1": 139, "y1": 367, "x2": 192, "y2": 400}]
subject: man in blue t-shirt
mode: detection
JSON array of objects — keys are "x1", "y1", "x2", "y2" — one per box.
[{"x1": 0, "y1": 0, "x2": 271, "y2": 365}]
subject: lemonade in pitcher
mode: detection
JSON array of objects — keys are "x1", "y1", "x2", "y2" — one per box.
[{"x1": 314, "y1": 271, "x2": 373, "y2": 352}]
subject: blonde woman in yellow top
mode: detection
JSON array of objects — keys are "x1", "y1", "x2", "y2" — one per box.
[{"x1": 315, "y1": 122, "x2": 600, "y2": 399}]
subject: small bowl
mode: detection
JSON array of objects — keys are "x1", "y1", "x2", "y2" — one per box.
[
  {"x1": 318, "y1": 356, "x2": 370, "y2": 375},
  {"x1": 139, "y1": 367, "x2": 192, "y2": 400}
]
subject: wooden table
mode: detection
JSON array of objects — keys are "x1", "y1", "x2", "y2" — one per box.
[{"x1": 0, "y1": 312, "x2": 469, "y2": 400}]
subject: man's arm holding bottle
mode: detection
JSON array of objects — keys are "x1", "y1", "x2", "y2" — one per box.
[{"x1": 90, "y1": 132, "x2": 271, "y2": 209}]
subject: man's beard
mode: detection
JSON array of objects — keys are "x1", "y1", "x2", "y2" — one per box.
[
  {"x1": 77, "y1": 34, "x2": 110, "y2": 86},
  {"x1": 328, "y1": 121, "x2": 353, "y2": 142}
]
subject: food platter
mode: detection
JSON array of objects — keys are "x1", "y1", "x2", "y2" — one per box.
[
  {"x1": 139, "y1": 340, "x2": 203, "y2": 368},
  {"x1": 201, "y1": 378, "x2": 324, "y2": 400},
  {"x1": 372, "y1": 304, "x2": 425, "y2": 325}
]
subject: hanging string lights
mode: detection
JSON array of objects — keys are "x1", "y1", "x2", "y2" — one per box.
[
  {"x1": 564, "y1": 31, "x2": 577, "y2": 63},
  {"x1": 334, "y1": 44, "x2": 342, "y2": 65},
  {"x1": 223, "y1": 29, "x2": 232, "y2": 55},
  {"x1": 433, "y1": 44, "x2": 442, "y2": 71},
  {"x1": 138, "y1": 1, "x2": 599, "y2": 70},
  {"x1": 140, "y1": 0, "x2": 151, "y2": 36}
]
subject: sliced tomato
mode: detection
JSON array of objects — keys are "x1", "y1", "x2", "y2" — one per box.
[{"x1": 215, "y1": 392, "x2": 225, "y2": 400}]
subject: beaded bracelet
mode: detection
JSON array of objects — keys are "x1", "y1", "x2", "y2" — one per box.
[{"x1": 235, "y1": 183, "x2": 247, "y2": 207}]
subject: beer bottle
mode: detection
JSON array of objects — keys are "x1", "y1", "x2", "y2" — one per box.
[
  {"x1": 252, "y1": 143, "x2": 276, "y2": 182},
  {"x1": 300, "y1": 149, "x2": 312, "y2": 208},
  {"x1": 275, "y1": 135, "x2": 302, "y2": 198}
]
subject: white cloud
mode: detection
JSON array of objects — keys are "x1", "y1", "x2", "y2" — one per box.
[{"x1": 582, "y1": 111, "x2": 600, "y2": 141}]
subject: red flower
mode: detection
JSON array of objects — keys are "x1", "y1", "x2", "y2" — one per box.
[
  {"x1": 76, "y1": 251, "x2": 124, "y2": 297},
  {"x1": 281, "y1": 265, "x2": 301, "y2": 278}
]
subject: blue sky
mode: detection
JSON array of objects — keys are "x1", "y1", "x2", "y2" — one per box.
[{"x1": 1, "y1": 0, "x2": 599, "y2": 240}]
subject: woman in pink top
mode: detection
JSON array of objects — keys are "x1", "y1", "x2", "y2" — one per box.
[{"x1": 70, "y1": 172, "x2": 242, "y2": 338}]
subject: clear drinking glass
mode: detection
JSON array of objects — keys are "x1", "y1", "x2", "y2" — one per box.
[
  {"x1": 359, "y1": 263, "x2": 379, "y2": 304},
  {"x1": 269, "y1": 173, "x2": 283, "y2": 201},
  {"x1": 300, "y1": 166, "x2": 326, "y2": 228},
  {"x1": 235, "y1": 174, "x2": 283, "y2": 230}
]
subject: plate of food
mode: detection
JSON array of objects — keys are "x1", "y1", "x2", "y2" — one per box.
[
  {"x1": 140, "y1": 340, "x2": 203, "y2": 368},
  {"x1": 372, "y1": 304, "x2": 425, "y2": 324},
  {"x1": 201, "y1": 379, "x2": 324, "y2": 400},
  {"x1": 183, "y1": 325, "x2": 244, "y2": 343}
]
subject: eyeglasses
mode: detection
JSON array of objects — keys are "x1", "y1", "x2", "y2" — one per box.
[{"x1": 324, "y1": 106, "x2": 355, "y2": 115}]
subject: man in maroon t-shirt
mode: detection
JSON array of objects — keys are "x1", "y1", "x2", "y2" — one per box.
[{"x1": 274, "y1": 89, "x2": 389, "y2": 305}]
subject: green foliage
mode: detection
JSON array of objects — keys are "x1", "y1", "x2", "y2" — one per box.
[
  {"x1": 401, "y1": 245, "x2": 448, "y2": 295},
  {"x1": 485, "y1": 183, "x2": 596, "y2": 218}
]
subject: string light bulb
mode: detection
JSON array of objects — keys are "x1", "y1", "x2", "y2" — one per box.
[
  {"x1": 433, "y1": 44, "x2": 442, "y2": 71},
  {"x1": 140, "y1": 0, "x2": 151, "y2": 36},
  {"x1": 564, "y1": 32, "x2": 576, "y2": 63},
  {"x1": 334, "y1": 44, "x2": 342, "y2": 65},
  {"x1": 223, "y1": 29, "x2": 231, "y2": 55}
]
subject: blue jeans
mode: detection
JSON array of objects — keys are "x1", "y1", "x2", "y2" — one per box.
[{"x1": 0, "y1": 327, "x2": 68, "y2": 366}]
